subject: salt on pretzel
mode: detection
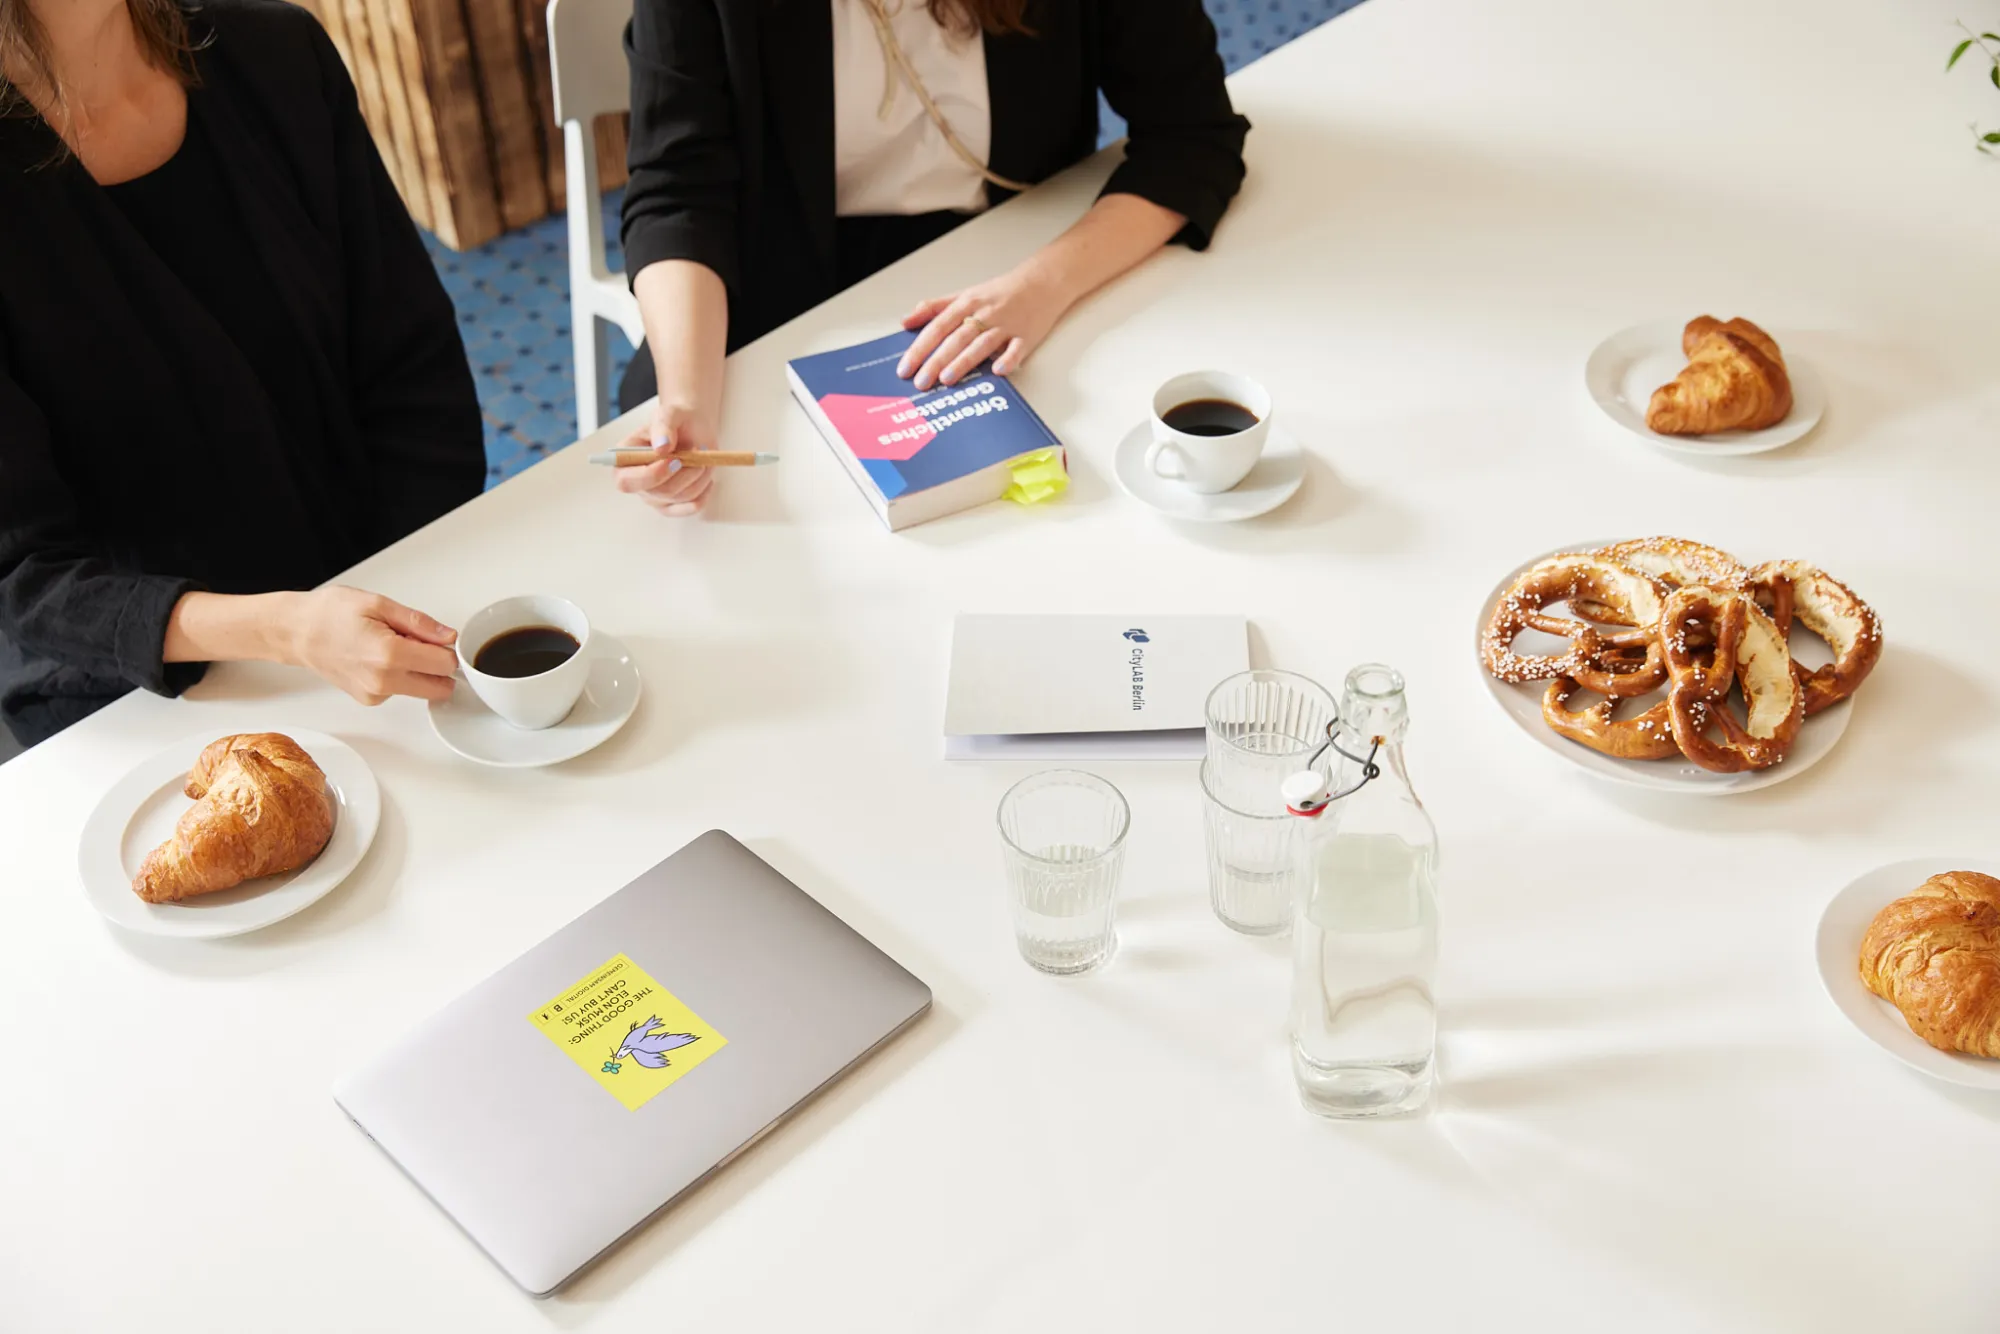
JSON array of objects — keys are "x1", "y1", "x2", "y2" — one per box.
[
  {"x1": 1748, "y1": 560, "x2": 1883, "y2": 716},
  {"x1": 1573, "y1": 538, "x2": 1749, "y2": 626},
  {"x1": 1541, "y1": 680, "x2": 1680, "y2": 760},
  {"x1": 1481, "y1": 553, "x2": 1668, "y2": 694},
  {"x1": 1661, "y1": 586, "x2": 1803, "y2": 773}
]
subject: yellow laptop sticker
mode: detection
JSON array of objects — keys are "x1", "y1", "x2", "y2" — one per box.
[{"x1": 527, "y1": 953, "x2": 726, "y2": 1111}]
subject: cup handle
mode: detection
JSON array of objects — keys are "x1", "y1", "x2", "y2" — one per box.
[{"x1": 1145, "y1": 437, "x2": 1189, "y2": 481}]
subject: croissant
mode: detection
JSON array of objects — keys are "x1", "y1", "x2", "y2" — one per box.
[
  {"x1": 1646, "y1": 317, "x2": 1792, "y2": 435},
  {"x1": 1858, "y1": 871, "x2": 2000, "y2": 1059},
  {"x1": 133, "y1": 733, "x2": 336, "y2": 903},
  {"x1": 1682, "y1": 315, "x2": 1786, "y2": 370}
]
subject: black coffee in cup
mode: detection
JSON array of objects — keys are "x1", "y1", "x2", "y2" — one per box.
[
  {"x1": 474, "y1": 626, "x2": 581, "y2": 678},
  {"x1": 1160, "y1": 398, "x2": 1260, "y2": 437}
]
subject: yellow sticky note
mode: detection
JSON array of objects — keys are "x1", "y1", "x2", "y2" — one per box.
[
  {"x1": 1002, "y1": 448, "x2": 1068, "y2": 506},
  {"x1": 527, "y1": 953, "x2": 727, "y2": 1111}
]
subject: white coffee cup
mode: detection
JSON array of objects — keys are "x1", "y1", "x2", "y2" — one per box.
[
  {"x1": 1145, "y1": 371, "x2": 1273, "y2": 494},
  {"x1": 457, "y1": 595, "x2": 593, "y2": 730}
]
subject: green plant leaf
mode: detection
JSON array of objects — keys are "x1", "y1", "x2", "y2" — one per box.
[
  {"x1": 1949, "y1": 37, "x2": 1973, "y2": 69},
  {"x1": 1984, "y1": 131, "x2": 2000, "y2": 142},
  {"x1": 1983, "y1": 32, "x2": 2000, "y2": 41},
  {"x1": 1991, "y1": 63, "x2": 2000, "y2": 89}
]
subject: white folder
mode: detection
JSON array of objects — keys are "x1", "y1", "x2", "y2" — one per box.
[{"x1": 943, "y1": 615, "x2": 1250, "y2": 761}]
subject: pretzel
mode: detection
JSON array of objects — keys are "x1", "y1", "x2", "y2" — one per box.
[
  {"x1": 1481, "y1": 554, "x2": 1668, "y2": 693},
  {"x1": 1482, "y1": 538, "x2": 1880, "y2": 772},
  {"x1": 1747, "y1": 560, "x2": 1882, "y2": 716},
  {"x1": 1571, "y1": 638, "x2": 1672, "y2": 697},
  {"x1": 1574, "y1": 538, "x2": 1749, "y2": 625},
  {"x1": 1541, "y1": 680, "x2": 1680, "y2": 760},
  {"x1": 1661, "y1": 587, "x2": 1803, "y2": 772}
]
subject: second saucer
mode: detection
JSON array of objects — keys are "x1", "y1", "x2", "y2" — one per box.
[
  {"x1": 429, "y1": 632, "x2": 641, "y2": 768},
  {"x1": 1113, "y1": 421, "x2": 1305, "y2": 523}
]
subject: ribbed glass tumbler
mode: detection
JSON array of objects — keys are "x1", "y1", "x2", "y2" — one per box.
[
  {"x1": 1200, "y1": 758, "x2": 1300, "y2": 936},
  {"x1": 996, "y1": 770, "x2": 1130, "y2": 975},
  {"x1": 1202, "y1": 670, "x2": 1337, "y2": 934}
]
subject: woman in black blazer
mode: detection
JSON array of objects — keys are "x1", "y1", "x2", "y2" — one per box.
[
  {"x1": 614, "y1": 0, "x2": 1249, "y2": 513},
  {"x1": 0, "y1": 0, "x2": 484, "y2": 744}
]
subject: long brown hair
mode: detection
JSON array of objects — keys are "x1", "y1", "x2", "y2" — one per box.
[
  {"x1": 929, "y1": 0, "x2": 1031, "y2": 36},
  {"x1": 0, "y1": 0, "x2": 197, "y2": 127}
]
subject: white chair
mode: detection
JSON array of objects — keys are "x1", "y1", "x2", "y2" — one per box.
[{"x1": 547, "y1": 0, "x2": 645, "y2": 437}]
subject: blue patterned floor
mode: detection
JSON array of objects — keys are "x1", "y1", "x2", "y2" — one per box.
[{"x1": 425, "y1": 0, "x2": 1369, "y2": 486}]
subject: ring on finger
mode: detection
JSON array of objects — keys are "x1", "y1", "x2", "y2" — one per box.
[{"x1": 963, "y1": 314, "x2": 989, "y2": 334}]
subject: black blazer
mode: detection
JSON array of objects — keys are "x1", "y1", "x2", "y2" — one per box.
[
  {"x1": 622, "y1": 0, "x2": 1250, "y2": 350},
  {"x1": 0, "y1": 0, "x2": 483, "y2": 743}
]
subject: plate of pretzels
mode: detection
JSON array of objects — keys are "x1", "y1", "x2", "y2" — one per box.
[
  {"x1": 1585, "y1": 317, "x2": 1825, "y2": 455},
  {"x1": 1477, "y1": 537, "x2": 1883, "y2": 793},
  {"x1": 77, "y1": 731, "x2": 381, "y2": 939},
  {"x1": 1817, "y1": 857, "x2": 2000, "y2": 1089}
]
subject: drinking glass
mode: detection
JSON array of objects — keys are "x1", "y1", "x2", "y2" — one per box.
[
  {"x1": 996, "y1": 770, "x2": 1130, "y2": 975},
  {"x1": 1200, "y1": 758, "x2": 1297, "y2": 935},
  {"x1": 1204, "y1": 669, "x2": 1337, "y2": 815}
]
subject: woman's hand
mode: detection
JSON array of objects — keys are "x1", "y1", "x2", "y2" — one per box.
[
  {"x1": 899, "y1": 195, "x2": 1189, "y2": 392},
  {"x1": 624, "y1": 259, "x2": 729, "y2": 517},
  {"x1": 898, "y1": 263, "x2": 1072, "y2": 390},
  {"x1": 271, "y1": 587, "x2": 461, "y2": 706},
  {"x1": 612, "y1": 400, "x2": 717, "y2": 517}
]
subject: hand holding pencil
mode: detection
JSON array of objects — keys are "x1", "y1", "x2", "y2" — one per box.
[{"x1": 610, "y1": 403, "x2": 730, "y2": 518}]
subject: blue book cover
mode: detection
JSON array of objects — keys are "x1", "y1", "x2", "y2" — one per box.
[{"x1": 786, "y1": 330, "x2": 1063, "y2": 507}]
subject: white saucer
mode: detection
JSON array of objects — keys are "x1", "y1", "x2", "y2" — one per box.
[
  {"x1": 429, "y1": 632, "x2": 640, "y2": 768},
  {"x1": 1112, "y1": 422, "x2": 1305, "y2": 522},
  {"x1": 1816, "y1": 857, "x2": 2000, "y2": 1090},
  {"x1": 1585, "y1": 320, "x2": 1826, "y2": 456},
  {"x1": 1475, "y1": 544, "x2": 1853, "y2": 795},
  {"x1": 77, "y1": 730, "x2": 381, "y2": 940}
]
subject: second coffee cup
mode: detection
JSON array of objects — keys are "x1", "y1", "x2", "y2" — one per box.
[
  {"x1": 1146, "y1": 371, "x2": 1273, "y2": 494},
  {"x1": 457, "y1": 594, "x2": 592, "y2": 730}
]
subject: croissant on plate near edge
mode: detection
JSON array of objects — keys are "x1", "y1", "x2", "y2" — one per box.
[
  {"x1": 1858, "y1": 870, "x2": 2000, "y2": 1059},
  {"x1": 1645, "y1": 315, "x2": 1793, "y2": 436},
  {"x1": 132, "y1": 733, "x2": 336, "y2": 903}
]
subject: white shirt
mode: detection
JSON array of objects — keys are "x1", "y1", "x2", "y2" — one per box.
[{"x1": 831, "y1": 0, "x2": 993, "y2": 217}]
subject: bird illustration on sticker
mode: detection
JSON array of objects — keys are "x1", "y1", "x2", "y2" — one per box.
[{"x1": 600, "y1": 1015, "x2": 699, "y2": 1075}]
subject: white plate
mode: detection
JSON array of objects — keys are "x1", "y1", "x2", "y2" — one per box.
[
  {"x1": 1112, "y1": 421, "x2": 1306, "y2": 522},
  {"x1": 1816, "y1": 857, "x2": 2000, "y2": 1090},
  {"x1": 1585, "y1": 320, "x2": 1826, "y2": 456},
  {"x1": 428, "y1": 631, "x2": 640, "y2": 768},
  {"x1": 1475, "y1": 544, "x2": 1852, "y2": 795},
  {"x1": 77, "y1": 730, "x2": 381, "y2": 940}
]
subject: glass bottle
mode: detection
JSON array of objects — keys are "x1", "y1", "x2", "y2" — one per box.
[{"x1": 1280, "y1": 663, "x2": 1439, "y2": 1118}]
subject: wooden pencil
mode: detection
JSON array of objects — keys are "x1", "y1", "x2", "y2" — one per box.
[{"x1": 586, "y1": 450, "x2": 780, "y2": 468}]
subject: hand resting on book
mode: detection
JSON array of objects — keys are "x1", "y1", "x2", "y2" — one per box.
[{"x1": 897, "y1": 193, "x2": 1189, "y2": 392}]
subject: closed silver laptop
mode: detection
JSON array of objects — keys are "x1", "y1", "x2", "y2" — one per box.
[{"x1": 333, "y1": 830, "x2": 931, "y2": 1295}]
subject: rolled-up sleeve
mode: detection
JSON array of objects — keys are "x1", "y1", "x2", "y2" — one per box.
[
  {"x1": 1096, "y1": 0, "x2": 1251, "y2": 250},
  {"x1": 622, "y1": 0, "x2": 742, "y2": 291},
  {"x1": 0, "y1": 324, "x2": 204, "y2": 701}
]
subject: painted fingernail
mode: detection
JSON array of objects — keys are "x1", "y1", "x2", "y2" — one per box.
[{"x1": 667, "y1": 459, "x2": 683, "y2": 475}]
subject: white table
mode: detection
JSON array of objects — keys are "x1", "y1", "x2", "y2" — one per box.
[{"x1": 8, "y1": 0, "x2": 2000, "y2": 1328}]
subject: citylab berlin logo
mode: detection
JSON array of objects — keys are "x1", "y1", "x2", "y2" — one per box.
[{"x1": 1125, "y1": 629, "x2": 1149, "y2": 709}]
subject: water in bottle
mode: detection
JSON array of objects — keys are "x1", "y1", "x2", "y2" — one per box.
[{"x1": 1281, "y1": 664, "x2": 1439, "y2": 1118}]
